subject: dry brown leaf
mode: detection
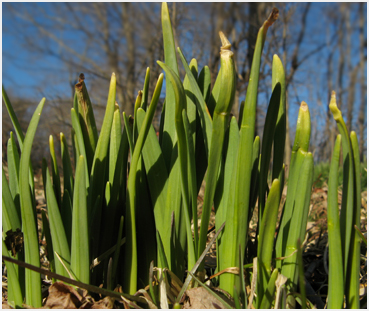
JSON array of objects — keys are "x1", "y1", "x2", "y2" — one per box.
[
  {"x1": 90, "y1": 296, "x2": 114, "y2": 309},
  {"x1": 43, "y1": 281, "x2": 115, "y2": 309},
  {"x1": 183, "y1": 287, "x2": 234, "y2": 309},
  {"x1": 44, "y1": 281, "x2": 83, "y2": 309},
  {"x1": 2, "y1": 302, "x2": 12, "y2": 309}
]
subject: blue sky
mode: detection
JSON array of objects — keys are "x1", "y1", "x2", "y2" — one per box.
[
  {"x1": 2, "y1": 2, "x2": 367, "y2": 155},
  {"x1": 3, "y1": 2, "x2": 364, "y2": 98}
]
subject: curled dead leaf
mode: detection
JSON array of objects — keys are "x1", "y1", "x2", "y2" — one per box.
[
  {"x1": 43, "y1": 281, "x2": 115, "y2": 309},
  {"x1": 43, "y1": 282, "x2": 84, "y2": 309},
  {"x1": 183, "y1": 287, "x2": 235, "y2": 309}
]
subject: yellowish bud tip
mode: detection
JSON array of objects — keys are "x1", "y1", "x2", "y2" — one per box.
[
  {"x1": 219, "y1": 31, "x2": 231, "y2": 49},
  {"x1": 329, "y1": 91, "x2": 337, "y2": 107},
  {"x1": 219, "y1": 31, "x2": 233, "y2": 57},
  {"x1": 300, "y1": 101, "x2": 308, "y2": 111},
  {"x1": 329, "y1": 90, "x2": 341, "y2": 120}
]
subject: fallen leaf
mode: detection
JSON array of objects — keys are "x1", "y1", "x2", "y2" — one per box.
[
  {"x1": 183, "y1": 287, "x2": 235, "y2": 309},
  {"x1": 44, "y1": 281, "x2": 83, "y2": 309},
  {"x1": 90, "y1": 296, "x2": 114, "y2": 309}
]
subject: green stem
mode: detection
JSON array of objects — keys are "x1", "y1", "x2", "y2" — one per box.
[{"x1": 327, "y1": 135, "x2": 344, "y2": 309}]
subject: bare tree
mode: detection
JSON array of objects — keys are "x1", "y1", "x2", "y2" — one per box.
[
  {"x1": 3, "y1": 3, "x2": 366, "y2": 167},
  {"x1": 3, "y1": 3, "x2": 165, "y2": 118},
  {"x1": 358, "y1": 2, "x2": 367, "y2": 161}
]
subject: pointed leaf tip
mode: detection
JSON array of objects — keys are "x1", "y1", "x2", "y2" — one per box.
[
  {"x1": 263, "y1": 7, "x2": 279, "y2": 34},
  {"x1": 268, "y1": 8, "x2": 279, "y2": 24},
  {"x1": 300, "y1": 101, "x2": 308, "y2": 111}
]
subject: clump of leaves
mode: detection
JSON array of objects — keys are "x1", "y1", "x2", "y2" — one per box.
[{"x1": 2, "y1": 2, "x2": 364, "y2": 309}]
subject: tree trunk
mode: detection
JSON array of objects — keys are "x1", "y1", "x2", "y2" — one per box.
[
  {"x1": 358, "y1": 2, "x2": 367, "y2": 161},
  {"x1": 347, "y1": 64, "x2": 359, "y2": 133},
  {"x1": 282, "y1": 13, "x2": 291, "y2": 170},
  {"x1": 326, "y1": 49, "x2": 335, "y2": 161},
  {"x1": 121, "y1": 3, "x2": 135, "y2": 117}
]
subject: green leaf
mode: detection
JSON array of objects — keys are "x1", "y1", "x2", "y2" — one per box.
[
  {"x1": 197, "y1": 65, "x2": 211, "y2": 103},
  {"x1": 89, "y1": 73, "x2": 117, "y2": 246},
  {"x1": 71, "y1": 128, "x2": 79, "y2": 169},
  {"x1": 220, "y1": 8, "x2": 279, "y2": 295},
  {"x1": 2, "y1": 166, "x2": 21, "y2": 233},
  {"x1": 347, "y1": 132, "x2": 361, "y2": 308},
  {"x1": 156, "y1": 231, "x2": 170, "y2": 270},
  {"x1": 75, "y1": 75, "x2": 98, "y2": 172},
  {"x1": 177, "y1": 47, "x2": 212, "y2": 159},
  {"x1": 259, "y1": 268, "x2": 279, "y2": 309},
  {"x1": 45, "y1": 166, "x2": 71, "y2": 278},
  {"x1": 3, "y1": 87, "x2": 35, "y2": 204},
  {"x1": 182, "y1": 110, "x2": 198, "y2": 269},
  {"x1": 280, "y1": 152, "x2": 314, "y2": 292},
  {"x1": 19, "y1": 97, "x2": 45, "y2": 307},
  {"x1": 109, "y1": 106, "x2": 122, "y2": 194},
  {"x1": 135, "y1": 158, "x2": 157, "y2": 286},
  {"x1": 133, "y1": 91, "x2": 143, "y2": 145},
  {"x1": 258, "y1": 83, "x2": 281, "y2": 221},
  {"x1": 140, "y1": 67, "x2": 151, "y2": 111},
  {"x1": 275, "y1": 102, "x2": 311, "y2": 270},
  {"x1": 197, "y1": 32, "x2": 236, "y2": 275},
  {"x1": 71, "y1": 155, "x2": 89, "y2": 284},
  {"x1": 216, "y1": 117, "x2": 239, "y2": 273},
  {"x1": 183, "y1": 58, "x2": 198, "y2": 152},
  {"x1": 6, "y1": 133, "x2": 20, "y2": 204},
  {"x1": 257, "y1": 179, "x2": 281, "y2": 307},
  {"x1": 249, "y1": 136, "x2": 260, "y2": 212},
  {"x1": 272, "y1": 55, "x2": 286, "y2": 182},
  {"x1": 2, "y1": 239, "x2": 23, "y2": 308},
  {"x1": 292, "y1": 102, "x2": 311, "y2": 154},
  {"x1": 329, "y1": 92, "x2": 355, "y2": 289},
  {"x1": 2, "y1": 87, "x2": 25, "y2": 149},
  {"x1": 327, "y1": 135, "x2": 344, "y2": 309},
  {"x1": 123, "y1": 112, "x2": 134, "y2": 158},
  {"x1": 61, "y1": 189, "x2": 73, "y2": 249},
  {"x1": 111, "y1": 116, "x2": 130, "y2": 210},
  {"x1": 136, "y1": 108, "x2": 171, "y2": 268},
  {"x1": 161, "y1": 2, "x2": 179, "y2": 172},
  {"x1": 124, "y1": 73, "x2": 163, "y2": 294},
  {"x1": 158, "y1": 60, "x2": 188, "y2": 276},
  {"x1": 49, "y1": 135, "x2": 61, "y2": 207},
  {"x1": 71, "y1": 108, "x2": 90, "y2": 188},
  {"x1": 296, "y1": 240, "x2": 306, "y2": 309},
  {"x1": 60, "y1": 133, "x2": 74, "y2": 202}
]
